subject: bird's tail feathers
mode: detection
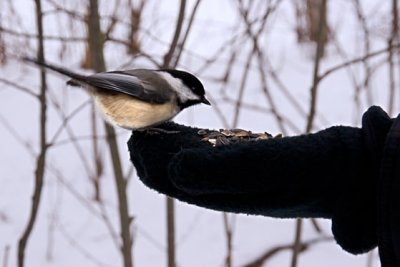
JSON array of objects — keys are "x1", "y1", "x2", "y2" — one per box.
[{"x1": 22, "y1": 57, "x2": 89, "y2": 87}]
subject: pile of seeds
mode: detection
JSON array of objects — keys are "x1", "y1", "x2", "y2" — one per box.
[{"x1": 198, "y1": 128, "x2": 282, "y2": 147}]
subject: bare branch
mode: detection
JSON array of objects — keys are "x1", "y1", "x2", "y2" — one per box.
[
  {"x1": 163, "y1": 0, "x2": 186, "y2": 68},
  {"x1": 243, "y1": 236, "x2": 333, "y2": 267},
  {"x1": 0, "y1": 78, "x2": 38, "y2": 98},
  {"x1": 49, "y1": 100, "x2": 91, "y2": 145},
  {"x1": 0, "y1": 113, "x2": 35, "y2": 156},
  {"x1": 290, "y1": 1, "x2": 328, "y2": 266},
  {"x1": 17, "y1": 0, "x2": 48, "y2": 266},
  {"x1": 44, "y1": 0, "x2": 86, "y2": 21},
  {"x1": 91, "y1": 103, "x2": 102, "y2": 202},
  {"x1": 232, "y1": 49, "x2": 254, "y2": 127},
  {"x1": 46, "y1": 91, "x2": 93, "y2": 178},
  {"x1": 85, "y1": 0, "x2": 134, "y2": 265},
  {"x1": 387, "y1": 0, "x2": 399, "y2": 114},
  {"x1": 305, "y1": 0, "x2": 327, "y2": 133},
  {"x1": 0, "y1": 26, "x2": 85, "y2": 42},
  {"x1": 161, "y1": 2, "x2": 188, "y2": 266},
  {"x1": 353, "y1": 0, "x2": 374, "y2": 106},
  {"x1": 319, "y1": 43, "x2": 400, "y2": 82},
  {"x1": 57, "y1": 223, "x2": 113, "y2": 267},
  {"x1": 237, "y1": 0, "x2": 288, "y2": 134},
  {"x1": 172, "y1": 0, "x2": 202, "y2": 66},
  {"x1": 166, "y1": 197, "x2": 176, "y2": 267},
  {"x1": 223, "y1": 213, "x2": 234, "y2": 267},
  {"x1": 103, "y1": 0, "x2": 121, "y2": 42},
  {"x1": 98, "y1": 201, "x2": 121, "y2": 249},
  {"x1": 290, "y1": 218, "x2": 303, "y2": 267},
  {"x1": 206, "y1": 94, "x2": 230, "y2": 128}
]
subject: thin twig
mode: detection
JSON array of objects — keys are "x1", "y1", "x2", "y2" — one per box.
[
  {"x1": 104, "y1": 123, "x2": 133, "y2": 267},
  {"x1": 292, "y1": 1, "x2": 327, "y2": 266},
  {"x1": 51, "y1": 134, "x2": 111, "y2": 147},
  {"x1": 387, "y1": 0, "x2": 398, "y2": 115},
  {"x1": 305, "y1": 0, "x2": 327, "y2": 133},
  {"x1": 290, "y1": 218, "x2": 303, "y2": 267},
  {"x1": 49, "y1": 99, "x2": 91, "y2": 145},
  {"x1": 44, "y1": 0, "x2": 86, "y2": 21},
  {"x1": 221, "y1": 94, "x2": 302, "y2": 133},
  {"x1": 237, "y1": 0, "x2": 287, "y2": 134},
  {"x1": 331, "y1": 35, "x2": 363, "y2": 123},
  {"x1": 172, "y1": 0, "x2": 202, "y2": 66},
  {"x1": 353, "y1": 0, "x2": 373, "y2": 107},
  {"x1": 163, "y1": 0, "x2": 186, "y2": 68},
  {"x1": 0, "y1": 113, "x2": 35, "y2": 156},
  {"x1": 232, "y1": 49, "x2": 254, "y2": 127},
  {"x1": 46, "y1": 91, "x2": 93, "y2": 178},
  {"x1": 166, "y1": 197, "x2": 176, "y2": 267},
  {"x1": 57, "y1": 223, "x2": 113, "y2": 267},
  {"x1": 176, "y1": 211, "x2": 204, "y2": 246},
  {"x1": 98, "y1": 201, "x2": 121, "y2": 249},
  {"x1": 0, "y1": 26, "x2": 85, "y2": 42},
  {"x1": 78, "y1": 0, "x2": 135, "y2": 266},
  {"x1": 45, "y1": 179, "x2": 61, "y2": 262},
  {"x1": 206, "y1": 94, "x2": 229, "y2": 128},
  {"x1": 223, "y1": 213, "x2": 234, "y2": 267},
  {"x1": 136, "y1": 228, "x2": 164, "y2": 251},
  {"x1": 318, "y1": 43, "x2": 400, "y2": 82},
  {"x1": 48, "y1": 166, "x2": 104, "y2": 219},
  {"x1": 124, "y1": 165, "x2": 135, "y2": 183},
  {"x1": 264, "y1": 57, "x2": 309, "y2": 121},
  {"x1": 243, "y1": 236, "x2": 333, "y2": 267},
  {"x1": 0, "y1": 78, "x2": 38, "y2": 98},
  {"x1": 161, "y1": 2, "x2": 187, "y2": 267},
  {"x1": 91, "y1": 103, "x2": 102, "y2": 202},
  {"x1": 17, "y1": 0, "x2": 48, "y2": 266},
  {"x1": 103, "y1": 0, "x2": 121, "y2": 41}
]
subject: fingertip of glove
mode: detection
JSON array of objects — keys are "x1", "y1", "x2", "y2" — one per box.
[
  {"x1": 331, "y1": 207, "x2": 377, "y2": 255},
  {"x1": 362, "y1": 106, "x2": 392, "y2": 132},
  {"x1": 361, "y1": 106, "x2": 393, "y2": 171}
]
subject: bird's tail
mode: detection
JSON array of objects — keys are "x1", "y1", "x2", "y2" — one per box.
[{"x1": 22, "y1": 57, "x2": 89, "y2": 87}]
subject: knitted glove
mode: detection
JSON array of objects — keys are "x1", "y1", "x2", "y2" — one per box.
[{"x1": 128, "y1": 106, "x2": 393, "y2": 255}]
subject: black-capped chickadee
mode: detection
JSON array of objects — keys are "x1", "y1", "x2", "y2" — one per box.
[{"x1": 23, "y1": 57, "x2": 210, "y2": 130}]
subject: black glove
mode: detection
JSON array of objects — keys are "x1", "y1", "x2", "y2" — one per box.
[{"x1": 128, "y1": 106, "x2": 393, "y2": 255}]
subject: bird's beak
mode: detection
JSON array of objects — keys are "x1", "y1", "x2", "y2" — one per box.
[{"x1": 201, "y1": 97, "x2": 211, "y2": 105}]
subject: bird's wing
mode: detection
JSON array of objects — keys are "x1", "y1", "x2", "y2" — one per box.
[
  {"x1": 83, "y1": 70, "x2": 173, "y2": 104},
  {"x1": 23, "y1": 57, "x2": 172, "y2": 104}
]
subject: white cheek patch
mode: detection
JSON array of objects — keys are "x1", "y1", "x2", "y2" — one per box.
[{"x1": 158, "y1": 72, "x2": 200, "y2": 102}]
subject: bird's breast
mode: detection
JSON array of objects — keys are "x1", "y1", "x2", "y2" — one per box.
[{"x1": 93, "y1": 91, "x2": 179, "y2": 129}]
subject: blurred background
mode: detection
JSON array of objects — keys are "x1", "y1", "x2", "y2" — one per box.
[{"x1": 0, "y1": 0, "x2": 398, "y2": 266}]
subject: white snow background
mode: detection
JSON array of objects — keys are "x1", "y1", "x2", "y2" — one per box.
[{"x1": 0, "y1": 0, "x2": 395, "y2": 266}]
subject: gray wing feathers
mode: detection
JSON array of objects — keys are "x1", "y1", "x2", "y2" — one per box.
[
  {"x1": 85, "y1": 70, "x2": 172, "y2": 104},
  {"x1": 23, "y1": 57, "x2": 171, "y2": 104}
]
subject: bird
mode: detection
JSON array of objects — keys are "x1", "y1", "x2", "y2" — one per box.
[{"x1": 23, "y1": 57, "x2": 210, "y2": 131}]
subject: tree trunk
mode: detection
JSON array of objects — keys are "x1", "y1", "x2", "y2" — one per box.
[
  {"x1": 86, "y1": 1, "x2": 133, "y2": 267},
  {"x1": 306, "y1": 0, "x2": 329, "y2": 57}
]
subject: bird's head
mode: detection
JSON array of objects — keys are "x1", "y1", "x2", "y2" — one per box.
[{"x1": 160, "y1": 69, "x2": 210, "y2": 109}]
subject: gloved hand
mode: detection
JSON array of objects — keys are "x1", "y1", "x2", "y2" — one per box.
[{"x1": 128, "y1": 106, "x2": 393, "y2": 255}]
